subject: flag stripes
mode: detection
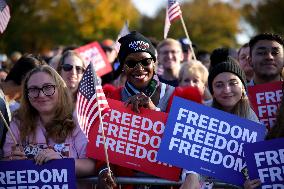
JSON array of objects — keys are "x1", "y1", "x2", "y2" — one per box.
[
  {"x1": 168, "y1": 1, "x2": 181, "y2": 22},
  {"x1": 76, "y1": 64, "x2": 109, "y2": 136},
  {"x1": 0, "y1": 0, "x2": 10, "y2": 33}
]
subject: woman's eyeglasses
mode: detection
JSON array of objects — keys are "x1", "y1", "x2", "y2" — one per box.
[
  {"x1": 27, "y1": 84, "x2": 56, "y2": 98},
  {"x1": 125, "y1": 58, "x2": 154, "y2": 69},
  {"x1": 62, "y1": 64, "x2": 85, "y2": 74}
]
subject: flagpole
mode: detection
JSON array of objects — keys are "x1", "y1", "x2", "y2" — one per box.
[
  {"x1": 179, "y1": 14, "x2": 197, "y2": 61},
  {"x1": 0, "y1": 111, "x2": 17, "y2": 145},
  {"x1": 90, "y1": 63, "x2": 111, "y2": 174}
]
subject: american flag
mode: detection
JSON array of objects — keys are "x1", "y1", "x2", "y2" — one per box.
[
  {"x1": 164, "y1": 0, "x2": 182, "y2": 39},
  {"x1": 76, "y1": 63, "x2": 109, "y2": 136},
  {"x1": 0, "y1": 0, "x2": 10, "y2": 34}
]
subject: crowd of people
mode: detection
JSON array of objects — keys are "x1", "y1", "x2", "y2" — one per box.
[{"x1": 0, "y1": 31, "x2": 283, "y2": 189}]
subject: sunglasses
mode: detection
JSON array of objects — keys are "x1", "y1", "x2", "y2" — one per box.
[
  {"x1": 62, "y1": 64, "x2": 85, "y2": 74},
  {"x1": 125, "y1": 58, "x2": 154, "y2": 69}
]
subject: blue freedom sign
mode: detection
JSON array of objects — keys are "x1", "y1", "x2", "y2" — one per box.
[
  {"x1": 0, "y1": 158, "x2": 76, "y2": 189},
  {"x1": 157, "y1": 97, "x2": 266, "y2": 186},
  {"x1": 244, "y1": 138, "x2": 284, "y2": 188}
]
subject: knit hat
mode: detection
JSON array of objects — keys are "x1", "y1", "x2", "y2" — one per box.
[
  {"x1": 118, "y1": 31, "x2": 156, "y2": 64},
  {"x1": 208, "y1": 58, "x2": 247, "y2": 94}
]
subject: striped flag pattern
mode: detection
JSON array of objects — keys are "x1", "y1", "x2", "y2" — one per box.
[
  {"x1": 0, "y1": 0, "x2": 10, "y2": 34},
  {"x1": 164, "y1": 0, "x2": 182, "y2": 39},
  {"x1": 168, "y1": 0, "x2": 182, "y2": 22},
  {"x1": 76, "y1": 63, "x2": 109, "y2": 136}
]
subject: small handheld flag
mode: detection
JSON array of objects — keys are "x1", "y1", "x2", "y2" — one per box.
[{"x1": 0, "y1": 0, "x2": 10, "y2": 34}]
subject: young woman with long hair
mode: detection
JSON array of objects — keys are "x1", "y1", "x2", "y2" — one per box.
[{"x1": 3, "y1": 65, "x2": 95, "y2": 177}]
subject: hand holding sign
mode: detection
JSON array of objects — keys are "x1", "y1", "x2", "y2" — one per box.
[
  {"x1": 158, "y1": 97, "x2": 266, "y2": 186},
  {"x1": 243, "y1": 179, "x2": 261, "y2": 189},
  {"x1": 87, "y1": 98, "x2": 181, "y2": 181},
  {"x1": 9, "y1": 144, "x2": 26, "y2": 160},
  {"x1": 34, "y1": 148, "x2": 63, "y2": 165},
  {"x1": 244, "y1": 138, "x2": 284, "y2": 188},
  {"x1": 125, "y1": 92, "x2": 156, "y2": 113}
]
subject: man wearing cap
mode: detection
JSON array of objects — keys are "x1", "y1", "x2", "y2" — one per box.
[
  {"x1": 248, "y1": 33, "x2": 284, "y2": 86},
  {"x1": 179, "y1": 37, "x2": 194, "y2": 64},
  {"x1": 99, "y1": 31, "x2": 202, "y2": 188}
]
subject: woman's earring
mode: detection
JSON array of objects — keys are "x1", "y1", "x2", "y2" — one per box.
[{"x1": 242, "y1": 90, "x2": 247, "y2": 99}]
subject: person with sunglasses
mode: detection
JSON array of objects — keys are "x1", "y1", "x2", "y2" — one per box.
[
  {"x1": 57, "y1": 50, "x2": 87, "y2": 101},
  {"x1": 3, "y1": 65, "x2": 96, "y2": 178},
  {"x1": 100, "y1": 31, "x2": 202, "y2": 189}
]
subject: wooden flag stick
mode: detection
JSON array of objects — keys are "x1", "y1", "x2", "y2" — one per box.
[
  {"x1": 0, "y1": 111, "x2": 17, "y2": 145},
  {"x1": 180, "y1": 14, "x2": 197, "y2": 61},
  {"x1": 91, "y1": 63, "x2": 111, "y2": 174}
]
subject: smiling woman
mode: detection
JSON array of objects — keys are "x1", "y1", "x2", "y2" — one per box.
[
  {"x1": 208, "y1": 57, "x2": 259, "y2": 122},
  {"x1": 3, "y1": 65, "x2": 96, "y2": 178},
  {"x1": 57, "y1": 50, "x2": 87, "y2": 102},
  {"x1": 100, "y1": 31, "x2": 203, "y2": 189}
]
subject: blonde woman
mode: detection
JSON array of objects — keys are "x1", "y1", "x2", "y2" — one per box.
[
  {"x1": 57, "y1": 50, "x2": 87, "y2": 101},
  {"x1": 179, "y1": 61, "x2": 210, "y2": 103}
]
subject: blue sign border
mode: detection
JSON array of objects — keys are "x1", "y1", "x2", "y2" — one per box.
[{"x1": 157, "y1": 97, "x2": 266, "y2": 186}]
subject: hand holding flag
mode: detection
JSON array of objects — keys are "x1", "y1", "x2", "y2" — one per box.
[{"x1": 76, "y1": 63, "x2": 112, "y2": 175}]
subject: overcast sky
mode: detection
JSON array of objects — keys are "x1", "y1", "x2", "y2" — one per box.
[{"x1": 131, "y1": 0, "x2": 167, "y2": 17}]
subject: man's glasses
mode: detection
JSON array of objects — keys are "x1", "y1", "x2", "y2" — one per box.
[
  {"x1": 27, "y1": 84, "x2": 56, "y2": 98},
  {"x1": 125, "y1": 58, "x2": 154, "y2": 69},
  {"x1": 62, "y1": 64, "x2": 85, "y2": 74}
]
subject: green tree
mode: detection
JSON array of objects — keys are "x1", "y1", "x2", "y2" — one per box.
[
  {"x1": 140, "y1": 0, "x2": 241, "y2": 52},
  {"x1": 242, "y1": 0, "x2": 284, "y2": 35},
  {"x1": 1, "y1": 0, "x2": 139, "y2": 54}
]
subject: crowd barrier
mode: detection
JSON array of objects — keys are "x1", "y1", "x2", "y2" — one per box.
[{"x1": 77, "y1": 177, "x2": 243, "y2": 189}]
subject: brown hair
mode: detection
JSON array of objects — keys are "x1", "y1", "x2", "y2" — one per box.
[
  {"x1": 212, "y1": 94, "x2": 251, "y2": 119},
  {"x1": 16, "y1": 65, "x2": 75, "y2": 143}
]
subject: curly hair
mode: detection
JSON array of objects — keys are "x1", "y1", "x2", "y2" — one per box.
[{"x1": 16, "y1": 65, "x2": 75, "y2": 144}]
